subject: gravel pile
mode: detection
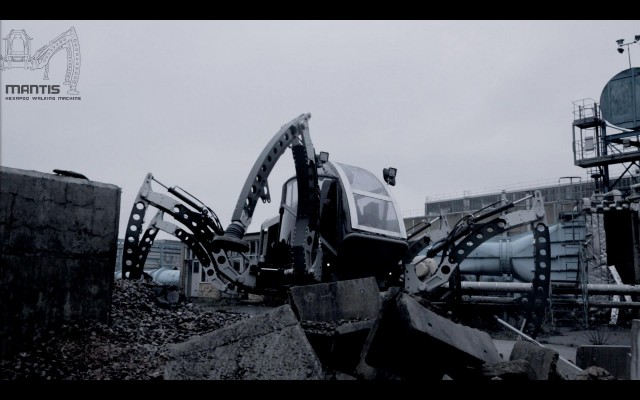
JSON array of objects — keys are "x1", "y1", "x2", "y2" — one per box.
[{"x1": 0, "y1": 279, "x2": 251, "y2": 380}]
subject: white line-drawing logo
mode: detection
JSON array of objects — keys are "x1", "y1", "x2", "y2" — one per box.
[{"x1": 0, "y1": 27, "x2": 80, "y2": 95}]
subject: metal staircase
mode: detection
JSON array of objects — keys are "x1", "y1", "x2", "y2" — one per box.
[{"x1": 548, "y1": 177, "x2": 590, "y2": 329}]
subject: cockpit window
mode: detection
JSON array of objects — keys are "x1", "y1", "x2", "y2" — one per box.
[
  {"x1": 284, "y1": 179, "x2": 298, "y2": 212},
  {"x1": 354, "y1": 194, "x2": 401, "y2": 232},
  {"x1": 283, "y1": 177, "x2": 329, "y2": 214},
  {"x1": 339, "y1": 164, "x2": 389, "y2": 195},
  {"x1": 333, "y1": 162, "x2": 406, "y2": 239}
]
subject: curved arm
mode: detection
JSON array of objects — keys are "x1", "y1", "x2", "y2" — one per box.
[
  {"x1": 122, "y1": 173, "x2": 223, "y2": 279},
  {"x1": 30, "y1": 27, "x2": 80, "y2": 94},
  {"x1": 288, "y1": 120, "x2": 321, "y2": 274},
  {"x1": 135, "y1": 210, "x2": 212, "y2": 271},
  {"x1": 138, "y1": 211, "x2": 233, "y2": 293},
  {"x1": 411, "y1": 190, "x2": 548, "y2": 294},
  {"x1": 214, "y1": 113, "x2": 314, "y2": 252},
  {"x1": 122, "y1": 173, "x2": 256, "y2": 293}
]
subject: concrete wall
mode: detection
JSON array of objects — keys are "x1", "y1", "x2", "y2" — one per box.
[
  {"x1": 576, "y1": 345, "x2": 631, "y2": 380},
  {"x1": 0, "y1": 167, "x2": 121, "y2": 358},
  {"x1": 631, "y1": 320, "x2": 640, "y2": 380}
]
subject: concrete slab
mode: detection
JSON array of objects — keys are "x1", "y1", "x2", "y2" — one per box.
[
  {"x1": 288, "y1": 277, "x2": 382, "y2": 376},
  {"x1": 556, "y1": 356, "x2": 582, "y2": 380},
  {"x1": 288, "y1": 277, "x2": 381, "y2": 322},
  {"x1": 360, "y1": 292, "x2": 501, "y2": 380},
  {"x1": 164, "y1": 304, "x2": 326, "y2": 380},
  {"x1": 509, "y1": 340, "x2": 558, "y2": 380}
]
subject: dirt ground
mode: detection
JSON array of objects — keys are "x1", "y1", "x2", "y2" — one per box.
[
  {"x1": 537, "y1": 325, "x2": 632, "y2": 347},
  {"x1": 492, "y1": 325, "x2": 633, "y2": 364}
]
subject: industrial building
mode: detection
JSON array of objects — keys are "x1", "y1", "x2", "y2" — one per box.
[{"x1": 401, "y1": 65, "x2": 640, "y2": 290}]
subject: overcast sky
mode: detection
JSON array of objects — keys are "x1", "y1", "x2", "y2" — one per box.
[{"x1": 1, "y1": 20, "x2": 639, "y2": 239}]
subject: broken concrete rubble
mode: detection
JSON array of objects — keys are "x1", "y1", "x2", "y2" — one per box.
[
  {"x1": 289, "y1": 277, "x2": 381, "y2": 321},
  {"x1": 509, "y1": 340, "x2": 559, "y2": 380},
  {"x1": 289, "y1": 278, "x2": 380, "y2": 375},
  {"x1": 555, "y1": 356, "x2": 582, "y2": 380},
  {"x1": 482, "y1": 359, "x2": 536, "y2": 380},
  {"x1": 358, "y1": 291, "x2": 502, "y2": 380},
  {"x1": 1, "y1": 271, "x2": 628, "y2": 380},
  {"x1": 575, "y1": 365, "x2": 616, "y2": 380},
  {"x1": 164, "y1": 304, "x2": 326, "y2": 380}
]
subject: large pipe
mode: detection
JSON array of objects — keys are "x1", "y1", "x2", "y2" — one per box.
[
  {"x1": 115, "y1": 268, "x2": 180, "y2": 286},
  {"x1": 442, "y1": 296, "x2": 640, "y2": 309},
  {"x1": 457, "y1": 282, "x2": 532, "y2": 293},
  {"x1": 551, "y1": 299, "x2": 640, "y2": 309},
  {"x1": 146, "y1": 267, "x2": 180, "y2": 286},
  {"x1": 457, "y1": 222, "x2": 584, "y2": 282},
  {"x1": 557, "y1": 283, "x2": 640, "y2": 295},
  {"x1": 455, "y1": 281, "x2": 640, "y2": 295}
]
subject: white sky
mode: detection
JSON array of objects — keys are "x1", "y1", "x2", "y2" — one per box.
[{"x1": 1, "y1": 20, "x2": 639, "y2": 239}]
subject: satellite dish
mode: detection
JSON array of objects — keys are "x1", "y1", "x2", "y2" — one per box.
[{"x1": 599, "y1": 67, "x2": 640, "y2": 130}]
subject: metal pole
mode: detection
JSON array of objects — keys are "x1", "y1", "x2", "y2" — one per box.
[
  {"x1": 435, "y1": 296, "x2": 640, "y2": 308},
  {"x1": 551, "y1": 299, "x2": 640, "y2": 309},
  {"x1": 494, "y1": 316, "x2": 583, "y2": 373},
  {"x1": 632, "y1": 320, "x2": 640, "y2": 380},
  {"x1": 455, "y1": 281, "x2": 640, "y2": 295}
]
